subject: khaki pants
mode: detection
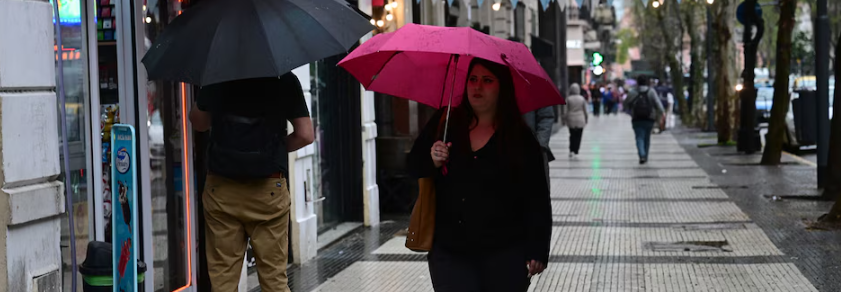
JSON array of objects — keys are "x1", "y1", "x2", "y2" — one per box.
[{"x1": 203, "y1": 174, "x2": 291, "y2": 292}]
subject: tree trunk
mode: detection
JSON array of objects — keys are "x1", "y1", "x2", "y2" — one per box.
[
  {"x1": 688, "y1": 5, "x2": 706, "y2": 128},
  {"x1": 761, "y1": 0, "x2": 797, "y2": 165},
  {"x1": 657, "y1": 6, "x2": 686, "y2": 126},
  {"x1": 712, "y1": 0, "x2": 735, "y2": 143}
]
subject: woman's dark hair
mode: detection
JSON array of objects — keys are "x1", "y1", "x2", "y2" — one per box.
[{"x1": 438, "y1": 58, "x2": 533, "y2": 174}]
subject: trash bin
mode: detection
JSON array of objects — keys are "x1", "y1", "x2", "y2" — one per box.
[
  {"x1": 792, "y1": 90, "x2": 817, "y2": 145},
  {"x1": 79, "y1": 241, "x2": 146, "y2": 292}
]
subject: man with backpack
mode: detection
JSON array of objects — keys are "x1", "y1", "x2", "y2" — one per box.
[
  {"x1": 189, "y1": 73, "x2": 314, "y2": 292},
  {"x1": 623, "y1": 75, "x2": 665, "y2": 164}
]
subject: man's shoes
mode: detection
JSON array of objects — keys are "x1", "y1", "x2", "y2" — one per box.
[
  {"x1": 569, "y1": 152, "x2": 574, "y2": 158},
  {"x1": 639, "y1": 158, "x2": 647, "y2": 165}
]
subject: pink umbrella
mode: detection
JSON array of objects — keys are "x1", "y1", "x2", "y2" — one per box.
[{"x1": 338, "y1": 24, "x2": 565, "y2": 116}]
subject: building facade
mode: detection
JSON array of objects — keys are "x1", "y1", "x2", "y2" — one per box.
[{"x1": 0, "y1": 0, "x2": 381, "y2": 291}]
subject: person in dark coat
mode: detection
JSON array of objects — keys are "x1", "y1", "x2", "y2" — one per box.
[{"x1": 409, "y1": 58, "x2": 552, "y2": 292}]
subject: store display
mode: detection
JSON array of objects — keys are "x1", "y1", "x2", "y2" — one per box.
[{"x1": 96, "y1": 0, "x2": 116, "y2": 41}]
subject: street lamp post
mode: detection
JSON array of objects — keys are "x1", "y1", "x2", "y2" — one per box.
[
  {"x1": 816, "y1": 0, "x2": 830, "y2": 187},
  {"x1": 706, "y1": 0, "x2": 715, "y2": 132},
  {"x1": 737, "y1": 0, "x2": 763, "y2": 154}
]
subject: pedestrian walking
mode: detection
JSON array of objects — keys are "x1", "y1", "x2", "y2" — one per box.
[
  {"x1": 564, "y1": 83, "x2": 588, "y2": 158},
  {"x1": 523, "y1": 104, "x2": 556, "y2": 184},
  {"x1": 622, "y1": 75, "x2": 665, "y2": 164},
  {"x1": 603, "y1": 85, "x2": 615, "y2": 115},
  {"x1": 409, "y1": 58, "x2": 552, "y2": 292},
  {"x1": 190, "y1": 74, "x2": 315, "y2": 292},
  {"x1": 664, "y1": 89, "x2": 675, "y2": 130},
  {"x1": 591, "y1": 83, "x2": 603, "y2": 116}
]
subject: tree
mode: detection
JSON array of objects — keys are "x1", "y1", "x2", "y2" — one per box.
[
  {"x1": 654, "y1": 1, "x2": 686, "y2": 123},
  {"x1": 761, "y1": 0, "x2": 798, "y2": 165},
  {"x1": 683, "y1": 0, "x2": 706, "y2": 127},
  {"x1": 711, "y1": 0, "x2": 739, "y2": 143},
  {"x1": 616, "y1": 28, "x2": 639, "y2": 65},
  {"x1": 791, "y1": 31, "x2": 815, "y2": 75},
  {"x1": 758, "y1": 0, "x2": 780, "y2": 73}
]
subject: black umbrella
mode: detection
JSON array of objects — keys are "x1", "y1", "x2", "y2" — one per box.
[{"x1": 142, "y1": 0, "x2": 373, "y2": 86}]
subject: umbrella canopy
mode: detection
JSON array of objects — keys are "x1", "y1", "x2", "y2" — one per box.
[
  {"x1": 338, "y1": 23, "x2": 564, "y2": 114},
  {"x1": 142, "y1": 0, "x2": 372, "y2": 86}
]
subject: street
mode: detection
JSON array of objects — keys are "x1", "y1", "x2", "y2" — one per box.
[{"x1": 264, "y1": 115, "x2": 840, "y2": 292}]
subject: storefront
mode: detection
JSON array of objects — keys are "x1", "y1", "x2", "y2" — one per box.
[
  {"x1": 56, "y1": 0, "x2": 380, "y2": 290},
  {"x1": 57, "y1": 0, "x2": 197, "y2": 291}
]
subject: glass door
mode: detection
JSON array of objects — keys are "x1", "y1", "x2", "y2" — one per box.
[{"x1": 140, "y1": 0, "x2": 196, "y2": 291}]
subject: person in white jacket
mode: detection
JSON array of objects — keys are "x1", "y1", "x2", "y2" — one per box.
[{"x1": 564, "y1": 83, "x2": 589, "y2": 158}]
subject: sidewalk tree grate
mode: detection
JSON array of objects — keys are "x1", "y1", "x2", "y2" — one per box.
[
  {"x1": 644, "y1": 240, "x2": 733, "y2": 253},
  {"x1": 675, "y1": 223, "x2": 749, "y2": 231},
  {"x1": 692, "y1": 185, "x2": 749, "y2": 189},
  {"x1": 762, "y1": 195, "x2": 835, "y2": 202}
]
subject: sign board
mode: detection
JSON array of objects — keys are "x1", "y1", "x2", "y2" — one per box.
[
  {"x1": 736, "y1": 1, "x2": 763, "y2": 26},
  {"x1": 111, "y1": 124, "x2": 138, "y2": 292}
]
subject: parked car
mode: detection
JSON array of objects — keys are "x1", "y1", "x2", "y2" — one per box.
[{"x1": 756, "y1": 87, "x2": 774, "y2": 124}]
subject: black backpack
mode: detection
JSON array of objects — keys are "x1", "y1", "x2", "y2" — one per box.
[
  {"x1": 632, "y1": 89, "x2": 654, "y2": 120},
  {"x1": 208, "y1": 114, "x2": 283, "y2": 179}
]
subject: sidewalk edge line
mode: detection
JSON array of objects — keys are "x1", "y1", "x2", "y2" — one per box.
[{"x1": 783, "y1": 151, "x2": 818, "y2": 168}]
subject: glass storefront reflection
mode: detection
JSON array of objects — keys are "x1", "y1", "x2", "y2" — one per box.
[{"x1": 145, "y1": 0, "x2": 190, "y2": 290}]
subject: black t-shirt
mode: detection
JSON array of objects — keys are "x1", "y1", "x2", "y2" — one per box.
[{"x1": 197, "y1": 73, "x2": 310, "y2": 176}]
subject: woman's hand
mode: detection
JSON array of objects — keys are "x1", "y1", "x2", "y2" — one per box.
[
  {"x1": 430, "y1": 141, "x2": 451, "y2": 168},
  {"x1": 527, "y1": 260, "x2": 546, "y2": 276}
]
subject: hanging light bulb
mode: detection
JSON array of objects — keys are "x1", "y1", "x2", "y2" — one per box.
[
  {"x1": 652, "y1": 1, "x2": 660, "y2": 8},
  {"x1": 391, "y1": 1, "x2": 399, "y2": 9},
  {"x1": 370, "y1": 19, "x2": 376, "y2": 25},
  {"x1": 492, "y1": 2, "x2": 501, "y2": 11},
  {"x1": 146, "y1": 16, "x2": 152, "y2": 23},
  {"x1": 706, "y1": 0, "x2": 714, "y2": 4},
  {"x1": 386, "y1": 13, "x2": 394, "y2": 21},
  {"x1": 377, "y1": 20, "x2": 385, "y2": 27}
]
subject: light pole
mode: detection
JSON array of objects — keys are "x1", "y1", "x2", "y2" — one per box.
[
  {"x1": 737, "y1": 0, "x2": 763, "y2": 154},
  {"x1": 816, "y1": 0, "x2": 830, "y2": 187},
  {"x1": 706, "y1": 0, "x2": 715, "y2": 132}
]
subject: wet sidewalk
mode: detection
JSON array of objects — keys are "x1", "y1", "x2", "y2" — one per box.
[{"x1": 265, "y1": 115, "x2": 841, "y2": 292}]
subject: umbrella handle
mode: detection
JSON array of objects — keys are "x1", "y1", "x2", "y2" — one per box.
[
  {"x1": 442, "y1": 54, "x2": 460, "y2": 144},
  {"x1": 501, "y1": 53, "x2": 531, "y2": 86}
]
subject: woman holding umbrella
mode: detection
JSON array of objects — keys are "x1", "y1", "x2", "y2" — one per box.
[{"x1": 408, "y1": 58, "x2": 552, "y2": 291}]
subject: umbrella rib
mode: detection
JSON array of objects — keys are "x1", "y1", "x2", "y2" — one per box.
[
  {"x1": 285, "y1": 0, "x2": 365, "y2": 50},
  {"x1": 199, "y1": 13, "x2": 227, "y2": 85},
  {"x1": 368, "y1": 51, "x2": 402, "y2": 87},
  {"x1": 438, "y1": 54, "x2": 455, "y2": 109},
  {"x1": 252, "y1": 0, "x2": 288, "y2": 75}
]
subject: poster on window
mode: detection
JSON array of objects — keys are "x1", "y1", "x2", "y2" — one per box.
[{"x1": 111, "y1": 124, "x2": 137, "y2": 292}]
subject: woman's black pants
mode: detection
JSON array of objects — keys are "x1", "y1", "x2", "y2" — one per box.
[
  {"x1": 427, "y1": 244, "x2": 530, "y2": 292},
  {"x1": 569, "y1": 128, "x2": 584, "y2": 154}
]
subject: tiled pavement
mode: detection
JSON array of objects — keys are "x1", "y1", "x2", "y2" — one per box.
[{"x1": 267, "y1": 115, "x2": 841, "y2": 292}]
